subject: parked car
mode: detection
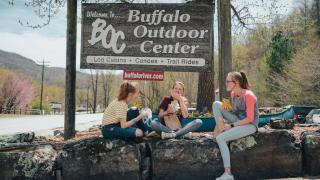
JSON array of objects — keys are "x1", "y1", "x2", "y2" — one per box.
[
  {"x1": 306, "y1": 109, "x2": 320, "y2": 124},
  {"x1": 258, "y1": 105, "x2": 318, "y2": 126},
  {"x1": 291, "y1": 105, "x2": 318, "y2": 123}
]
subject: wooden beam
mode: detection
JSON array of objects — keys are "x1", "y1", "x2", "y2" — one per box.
[
  {"x1": 218, "y1": 0, "x2": 232, "y2": 100},
  {"x1": 193, "y1": 0, "x2": 215, "y2": 113},
  {"x1": 64, "y1": 0, "x2": 77, "y2": 140}
]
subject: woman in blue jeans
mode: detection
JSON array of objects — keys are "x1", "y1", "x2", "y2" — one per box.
[
  {"x1": 101, "y1": 82, "x2": 148, "y2": 139},
  {"x1": 150, "y1": 81, "x2": 202, "y2": 139},
  {"x1": 212, "y1": 71, "x2": 259, "y2": 180}
]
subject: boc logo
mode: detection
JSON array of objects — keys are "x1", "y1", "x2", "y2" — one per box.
[{"x1": 88, "y1": 18, "x2": 126, "y2": 54}]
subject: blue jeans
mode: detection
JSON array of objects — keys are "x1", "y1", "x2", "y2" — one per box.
[
  {"x1": 212, "y1": 101, "x2": 257, "y2": 168},
  {"x1": 150, "y1": 118, "x2": 202, "y2": 137},
  {"x1": 101, "y1": 109, "x2": 146, "y2": 139},
  {"x1": 212, "y1": 101, "x2": 239, "y2": 123}
]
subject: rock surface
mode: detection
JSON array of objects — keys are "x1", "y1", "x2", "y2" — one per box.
[
  {"x1": 57, "y1": 137, "x2": 142, "y2": 180},
  {"x1": 88, "y1": 124, "x2": 102, "y2": 132},
  {"x1": 0, "y1": 132, "x2": 35, "y2": 145},
  {"x1": 151, "y1": 138, "x2": 223, "y2": 180},
  {"x1": 270, "y1": 119, "x2": 295, "y2": 129},
  {"x1": 0, "y1": 128, "x2": 319, "y2": 180},
  {"x1": 230, "y1": 129, "x2": 302, "y2": 179},
  {"x1": 151, "y1": 129, "x2": 302, "y2": 180},
  {"x1": 53, "y1": 130, "x2": 64, "y2": 137},
  {"x1": 0, "y1": 144, "x2": 57, "y2": 180},
  {"x1": 301, "y1": 131, "x2": 320, "y2": 176}
]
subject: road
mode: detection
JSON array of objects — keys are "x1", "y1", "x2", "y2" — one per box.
[{"x1": 0, "y1": 113, "x2": 103, "y2": 136}]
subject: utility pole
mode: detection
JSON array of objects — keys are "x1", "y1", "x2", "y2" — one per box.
[
  {"x1": 316, "y1": 0, "x2": 320, "y2": 35},
  {"x1": 218, "y1": 0, "x2": 232, "y2": 100},
  {"x1": 86, "y1": 85, "x2": 89, "y2": 114},
  {"x1": 40, "y1": 60, "x2": 44, "y2": 115},
  {"x1": 64, "y1": 0, "x2": 77, "y2": 140},
  {"x1": 37, "y1": 59, "x2": 50, "y2": 115}
]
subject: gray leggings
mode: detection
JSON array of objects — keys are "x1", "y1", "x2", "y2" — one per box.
[
  {"x1": 150, "y1": 119, "x2": 202, "y2": 137},
  {"x1": 212, "y1": 101, "x2": 257, "y2": 168}
]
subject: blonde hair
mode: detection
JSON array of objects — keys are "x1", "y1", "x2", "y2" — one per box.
[{"x1": 172, "y1": 81, "x2": 185, "y2": 95}]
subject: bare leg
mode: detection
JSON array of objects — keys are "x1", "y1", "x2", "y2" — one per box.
[
  {"x1": 212, "y1": 101, "x2": 239, "y2": 137},
  {"x1": 213, "y1": 117, "x2": 225, "y2": 137}
]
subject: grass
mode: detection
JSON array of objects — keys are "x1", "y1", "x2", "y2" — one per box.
[{"x1": 0, "y1": 114, "x2": 27, "y2": 118}]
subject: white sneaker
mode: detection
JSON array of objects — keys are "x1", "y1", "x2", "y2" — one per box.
[
  {"x1": 216, "y1": 172, "x2": 234, "y2": 180},
  {"x1": 161, "y1": 132, "x2": 176, "y2": 140},
  {"x1": 182, "y1": 132, "x2": 193, "y2": 139}
]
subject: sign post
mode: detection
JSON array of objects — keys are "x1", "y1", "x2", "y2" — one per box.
[
  {"x1": 65, "y1": 0, "x2": 77, "y2": 140},
  {"x1": 218, "y1": 0, "x2": 232, "y2": 100}
]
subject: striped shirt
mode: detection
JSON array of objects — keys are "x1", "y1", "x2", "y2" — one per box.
[{"x1": 102, "y1": 99, "x2": 128, "y2": 126}]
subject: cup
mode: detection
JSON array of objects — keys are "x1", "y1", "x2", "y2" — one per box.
[{"x1": 222, "y1": 97, "x2": 232, "y2": 111}]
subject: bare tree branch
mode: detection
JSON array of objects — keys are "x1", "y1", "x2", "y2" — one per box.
[{"x1": 231, "y1": 4, "x2": 249, "y2": 29}]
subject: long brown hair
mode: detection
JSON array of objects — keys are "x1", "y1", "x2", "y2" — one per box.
[
  {"x1": 229, "y1": 71, "x2": 250, "y2": 89},
  {"x1": 118, "y1": 82, "x2": 138, "y2": 101}
]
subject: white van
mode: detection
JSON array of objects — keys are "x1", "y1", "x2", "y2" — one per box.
[{"x1": 306, "y1": 109, "x2": 320, "y2": 124}]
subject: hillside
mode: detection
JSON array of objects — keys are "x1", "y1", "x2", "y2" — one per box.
[{"x1": 0, "y1": 49, "x2": 89, "y2": 88}]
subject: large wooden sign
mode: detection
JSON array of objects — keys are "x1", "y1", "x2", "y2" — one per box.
[{"x1": 81, "y1": 3, "x2": 213, "y2": 72}]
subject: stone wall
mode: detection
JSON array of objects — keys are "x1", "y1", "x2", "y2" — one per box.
[
  {"x1": 150, "y1": 129, "x2": 302, "y2": 180},
  {"x1": 301, "y1": 131, "x2": 320, "y2": 176},
  {"x1": 0, "y1": 128, "x2": 320, "y2": 180}
]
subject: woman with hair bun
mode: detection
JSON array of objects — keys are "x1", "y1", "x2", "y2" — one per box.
[{"x1": 212, "y1": 71, "x2": 259, "y2": 180}]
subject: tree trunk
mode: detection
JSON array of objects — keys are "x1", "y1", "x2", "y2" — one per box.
[
  {"x1": 86, "y1": 85, "x2": 90, "y2": 113},
  {"x1": 102, "y1": 72, "x2": 113, "y2": 109},
  {"x1": 106, "y1": 77, "x2": 112, "y2": 106},
  {"x1": 218, "y1": 0, "x2": 232, "y2": 100},
  {"x1": 197, "y1": 71, "x2": 215, "y2": 112},
  {"x1": 64, "y1": 0, "x2": 77, "y2": 140},
  {"x1": 103, "y1": 87, "x2": 107, "y2": 109},
  {"x1": 194, "y1": 0, "x2": 215, "y2": 113},
  {"x1": 317, "y1": 0, "x2": 320, "y2": 35},
  {"x1": 91, "y1": 72, "x2": 99, "y2": 113}
]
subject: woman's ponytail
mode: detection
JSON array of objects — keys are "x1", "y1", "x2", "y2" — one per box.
[
  {"x1": 118, "y1": 82, "x2": 137, "y2": 101},
  {"x1": 229, "y1": 71, "x2": 251, "y2": 90},
  {"x1": 239, "y1": 71, "x2": 250, "y2": 89}
]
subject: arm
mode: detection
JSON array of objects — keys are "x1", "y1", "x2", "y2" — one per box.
[
  {"x1": 159, "y1": 109, "x2": 169, "y2": 119},
  {"x1": 119, "y1": 114, "x2": 145, "y2": 128},
  {"x1": 159, "y1": 105, "x2": 176, "y2": 118},
  {"x1": 178, "y1": 97, "x2": 189, "y2": 118},
  {"x1": 158, "y1": 97, "x2": 175, "y2": 118},
  {"x1": 232, "y1": 118, "x2": 251, "y2": 127},
  {"x1": 225, "y1": 93, "x2": 256, "y2": 129}
]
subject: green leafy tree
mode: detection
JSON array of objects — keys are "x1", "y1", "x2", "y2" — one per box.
[
  {"x1": 31, "y1": 100, "x2": 51, "y2": 113},
  {"x1": 266, "y1": 31, "x2": 295, "y2": 74}
]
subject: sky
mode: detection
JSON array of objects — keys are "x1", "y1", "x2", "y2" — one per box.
[{"x1": 0, "y1": 0, "x2": 295, "y2": 70}]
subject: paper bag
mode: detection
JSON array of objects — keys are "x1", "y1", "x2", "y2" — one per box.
[{"x1": 164, "y1": 115, "x2": 182, "y2": 131}]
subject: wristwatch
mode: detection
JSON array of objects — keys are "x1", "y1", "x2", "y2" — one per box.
[{"x1": 230, "y1": 123, "x2": 235, "y2": 128}]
